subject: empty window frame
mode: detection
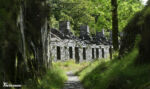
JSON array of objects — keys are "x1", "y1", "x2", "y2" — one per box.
[
  {"x1": 96, "y1": 48, "x2": 99, "y2": 58},
  {"x1": 75, "y1": 47, "x2": 79, "y2": 63},
  {"x1": 69, "y1": 47, "x2": 73, "y2": 59},
  {"x1": 83, "y1": 48, "x2": 86, "y2": 60},
  {"x1": 102, "y1": 48, "x2": 104, "y2": 58},
  {"x1": 57, "y1": 46, "x2": 61, "y2": 60},
  {"x1": 92, "y1": 48, "x2": 95, "y2": 59}
]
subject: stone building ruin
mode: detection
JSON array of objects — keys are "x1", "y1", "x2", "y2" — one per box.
[{"x1": 49, "y1": 21, "x2": 112, "y2": 62}]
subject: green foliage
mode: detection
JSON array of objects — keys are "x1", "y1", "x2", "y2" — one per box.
[
  {"x1": 49, "y1": 0, "x2": 143, "y2": 35},
  {"x1": 118, "y1": 0, "x2": 143, "y2": 31},
  {"x1": 94, "y1": 0, "x2": 143, "y2": 32},
  {"x1": 78, "y1": 47, "x2": 150, "y2": 89},
  {"x1": 23, "y1": 64, "x2": 67, "y2": 89},
  {"x1": 49, "y1": 0, "x2": 95, "y2": 34},
  {"x1": 119, "y1": 1, "x2": 150, "y2": 62}
]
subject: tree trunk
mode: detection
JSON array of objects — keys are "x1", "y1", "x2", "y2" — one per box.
[{"x1": 111, "y1": 0, "x2": 119, "y2": 50}]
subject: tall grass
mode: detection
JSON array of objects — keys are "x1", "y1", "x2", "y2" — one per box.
[
  {"x1": 54, "y1": 60, "x2": 89, "y2": 72},
  {"x1": 22, "y1": 64, "x2": 67, "y2": 89},
  {"x1": 78, "y1": 48, "x2": 150, "y2": 89},
  {"x1": 22, "y1": 60, "x2": 89, "y2": 89}
]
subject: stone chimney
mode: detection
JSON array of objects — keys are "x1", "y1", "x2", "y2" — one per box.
[
  {"x1": 102, "y1": 29, "x2": 105, "y2": 35},
  {"x1": 59, "y1": 21, "x2": 71, "y2": 35},
  {"x1": 79, "y1": 25, "x2": 91, "y2": 40}
]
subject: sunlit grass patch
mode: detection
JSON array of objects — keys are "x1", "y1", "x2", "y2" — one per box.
[
  {"x1": 53, "y1": 59, "x2": 90, "y2": 72},
  {"x1": 77, "y1": 48, "x2": 150, "y2": 89},
  {"x1": 22, "y1": 64, "x2": 67, "y2": 89}
]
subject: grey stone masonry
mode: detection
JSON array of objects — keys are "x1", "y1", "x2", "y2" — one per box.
[
  {"x1": 49, "y1": 21, "x2": 113, "y2": 62},
  {"x1": 59, "y1": 21, "x2": 72, "y2": 36},
  {"x1": 79, "y1": 25, "x2": 91, "y2": 40},
  {"x1": 49, "y1": 39, "x2": 111, "y2": 62}
]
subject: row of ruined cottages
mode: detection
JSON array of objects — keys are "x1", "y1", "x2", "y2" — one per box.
[{"x1": 49, "y1": 21, "x2": 113, "y2": 62}]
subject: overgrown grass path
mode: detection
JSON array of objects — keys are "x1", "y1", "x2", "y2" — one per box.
[{"x1": 63, "y1": 71, "x2": 84, "y2": 89}]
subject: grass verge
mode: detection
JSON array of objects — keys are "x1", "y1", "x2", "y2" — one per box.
[
  {"x1": 77, "y1": 48, "x2": 150, "y2": 89},
  {"x1": 53, "y1": 60, "x2": 89, "y2": 72},
  {"x1": 22, "y1": 64, "x2": 67, "y2": 89}
]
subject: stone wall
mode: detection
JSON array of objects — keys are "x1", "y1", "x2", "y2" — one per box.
[
  {"x1": 49, "y1": 21, "x2": 112, "y2": 62},
  {"x1": 49, "y1": 39, "x2": 111, "y2": 62}
]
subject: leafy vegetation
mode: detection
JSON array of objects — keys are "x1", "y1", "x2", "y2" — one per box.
[
  {"x1": 77, "y1": 47, "x2": 150, "y2": 89},
  {"x1": 23, "y1": 64, "x2": 67, "y2": 89},
  {"x1": 22, "y1": 60, "x2": 89, "y2": 89},
  {"x1": 49, "y1": 0, "x2": 143, "y2": 35},
  {"x1": 119, "y1": 0, "x2": 150, "y2": 63},
  {"x1": 74, "y1": 1, "x2": 150, "y2": 89},
  {"x1": 0, "y1": 0, "x2": 149, "y2": 89}
]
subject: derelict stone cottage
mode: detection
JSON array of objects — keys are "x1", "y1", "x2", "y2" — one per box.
[{"x1": 49, "y1": 21, "x2": 112, "y2": 62}]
